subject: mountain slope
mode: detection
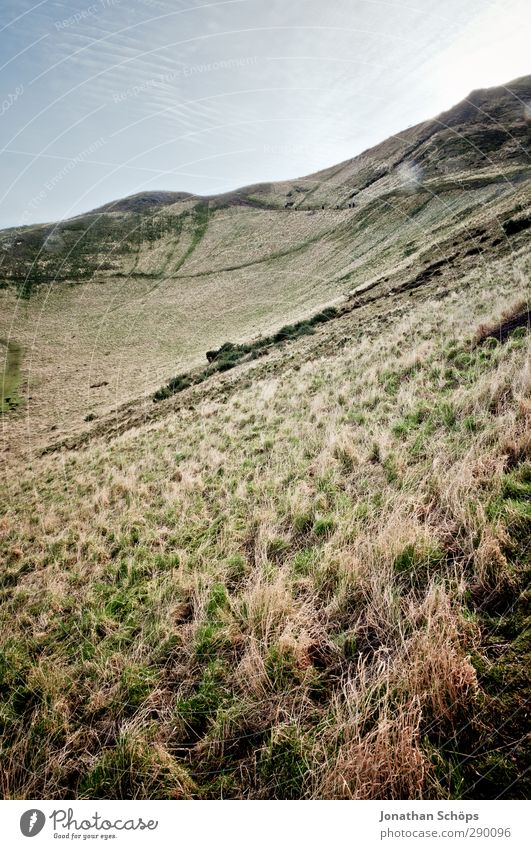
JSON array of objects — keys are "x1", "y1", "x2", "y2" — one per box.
[
  {"x1": 0, "y1": 75, "x2": 530, "y2": 801},
  {"x1": 1, "y1": 246, "x2": 529, "y2": 799},
  {"x1": 1, "y1": 76, "x2": 530, "y2": 453}
]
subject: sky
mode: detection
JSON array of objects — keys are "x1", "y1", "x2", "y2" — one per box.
[{"x1": 0, "y1": 0, "x2": 529, "y2": 228}]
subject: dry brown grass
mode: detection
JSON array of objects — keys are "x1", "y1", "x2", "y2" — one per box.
[{"x1": 0, "y1": 248, "x2": 529, "y2": 799}]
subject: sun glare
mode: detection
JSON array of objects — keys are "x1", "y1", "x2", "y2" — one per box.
[{"x1": 435, "y1": 0, "x2": 530, "y2": 107}]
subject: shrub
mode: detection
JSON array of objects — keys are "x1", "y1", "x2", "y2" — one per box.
[
  {"x1": 153, "y1": 373, "x2": 192, "y2": 401},
  {"x1": 154, "y1": 304, "x2": 340, "y2": 401}
]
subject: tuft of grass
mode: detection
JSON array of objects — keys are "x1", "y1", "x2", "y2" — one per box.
[
  {"x1": 258, "y1": 726, "x2": 310, "y2": 799},
  {"x1": 392, "y1": 541, "x2": 445, "y2": 587},
  {"x1": 174, "y1": 661, "x2": 230, "y2": 737},
  {"x1": 79, "y1": 736, "x2": 197, "y2": 799},
  {"x1": 312, "y1": 515, "x2": 335, "y2": 537}
]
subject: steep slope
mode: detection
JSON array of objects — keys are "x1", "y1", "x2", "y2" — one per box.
[
  {"x1": 1, "y1": 246, "x2": 529, "y2": 799},
  {"x1": 0, "y1": 75, "x2": 529, "y2": 802},
  {"x1": 0, "y1": 74, "x2": 529, "y2": 456}
]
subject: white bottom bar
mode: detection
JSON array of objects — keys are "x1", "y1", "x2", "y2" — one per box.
[{"x1": 2, "y1": 799, "x2": 529, "y2": 848}]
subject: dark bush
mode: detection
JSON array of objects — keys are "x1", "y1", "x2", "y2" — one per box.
[
  {"x1": 153, "y1": 373, "x2": 192, "y2": 401},
  {"x1": 154, "y1": 303, "x2": 340, "y2": 402}
]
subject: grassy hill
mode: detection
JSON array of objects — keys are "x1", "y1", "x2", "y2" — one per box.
[
  {"x1": 0, "y1": 76, "x2": 529, "y2": 799},
  {"x1": 1, "y1": 75, "x2": 529, "y2": 453}
]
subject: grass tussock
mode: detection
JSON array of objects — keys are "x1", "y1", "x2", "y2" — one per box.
[
  {"x1": 0, "y1": 258, "x2": 529, "y2": 799},
  {"x1": 473, "y1": 295, "x2": 530, "y2": 346}
]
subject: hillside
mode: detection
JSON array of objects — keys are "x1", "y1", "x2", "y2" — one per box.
[
  {"x1": 0, "y1": 75, "x2": 530, "y2": 454},
  {"x1": 0, "y1": 76, "x2": 529, "y2": 800}
]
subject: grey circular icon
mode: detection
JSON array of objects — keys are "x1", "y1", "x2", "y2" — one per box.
[{"x1": 20, "y1": 810, "x2": 46, "y2": 837}]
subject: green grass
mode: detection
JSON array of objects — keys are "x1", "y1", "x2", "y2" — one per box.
[
  {"x1": 173, "y1": 202, "x2": 210, "y2": 273},
  {"x1": 0, "y1": 88, "x2": 529, "y2": 801},
  {"x1": 2, "y1": 285, "x2": 530, "y2": 799},
  {"x1": 1, "y1": 339, "x2": 22, "y2": 412},
  {"x1": 258, "y1": 726, "x2": 310, "y2": 799},
  {"x1": 79, "y1": 735, "x2": 197, "y2": 799}
]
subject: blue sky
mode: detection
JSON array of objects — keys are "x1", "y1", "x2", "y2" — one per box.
[{"x1": 0, "y1": 0, "x2": 529, "y2": 228}]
